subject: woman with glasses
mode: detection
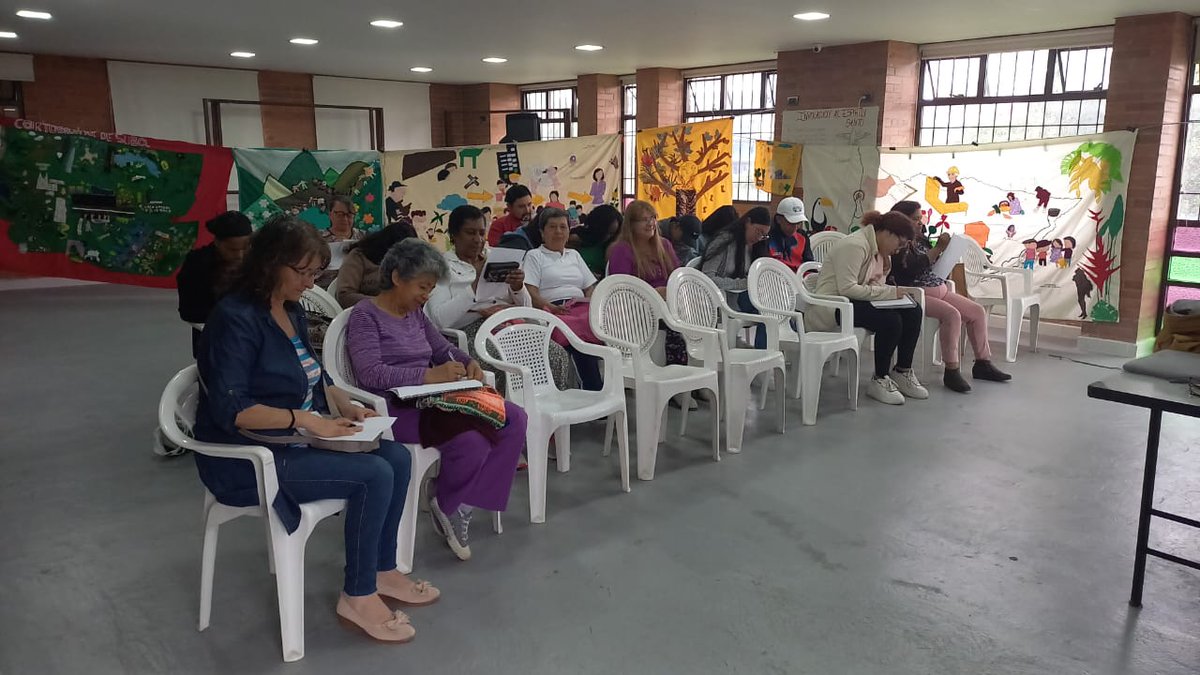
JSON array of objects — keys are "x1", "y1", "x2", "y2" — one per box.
[
  {"x1": 318, "y1": 195, "x2": 364, "y2": 288},
  {"x1": 193, "y1": 216, "x2": 438, "y2": 644}
]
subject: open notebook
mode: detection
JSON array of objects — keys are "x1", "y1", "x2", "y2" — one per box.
[{"x1": 388, "y1": 379, "x2": 484, "y2": 401}]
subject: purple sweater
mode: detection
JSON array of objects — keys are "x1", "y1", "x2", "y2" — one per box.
[
  {"x1": 607, "y1": 240, "x2": 680, "y2": 288},
  {"x1": 346, "y1": 299, "x2": 471, "y2": 395}
]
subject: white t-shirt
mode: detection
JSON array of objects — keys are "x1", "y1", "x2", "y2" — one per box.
[{"x1": 524, "y1": 246, "x2": 597, "y2": 303}]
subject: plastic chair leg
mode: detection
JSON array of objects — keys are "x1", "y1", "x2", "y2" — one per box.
[
  {"x1": 271, "y1": 529, "x2": 307, "y2": 663},
  {"x1": 708, "y1": 383, "x2": 721, "y2": 462},
  {"x1": 198, "y1": 519, "x2": 219, "y2": 631},
  {"x1": 773, "y1": 367, "x2": 786, "y2": 434},
  {"x1": 1028, "y1": 303, "x2": 1040, "y2": 353},
  {"x1": 724, "y1": 369, "x2": 749, "y2": 455},
  {"x1": 395, "y1": 453, "x2": 437, "y2": 574},
  {"x1": 634, "y1": 395, "x2": 663, "y2": 481},
  {"x1": 525, "y1": 424, "x2": 552, "y2": 523},
  {"x1": 492, "y1": 511, "x2": 503, "y2": 535},
  {"x1": 614, "y1": 410, "x2": 631, "y2": 492},
  {"x1": 554, "y1": 425, "x2": 571, "y2": 473},
  {"x1": 800, "y1": 352, "x2": 824, "y2": 426},
  {"x1": 1005, "y1": 305, "x2": 1023, "y2": 362},
  {"x1": 845, "y1": 349, "x2": 860, "y2": 410},
  {"x1": 602, "y1": 415, "x2": 614, "y2": 457}
]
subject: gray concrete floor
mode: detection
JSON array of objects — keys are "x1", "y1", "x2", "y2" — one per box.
[{"x1": 2, "y1": 284, "x2": 1199, "y2": 675}]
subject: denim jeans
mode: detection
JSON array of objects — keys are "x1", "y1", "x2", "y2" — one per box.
[{"x1": 276, "y1": 440, "x2": 412, "y2": 596}]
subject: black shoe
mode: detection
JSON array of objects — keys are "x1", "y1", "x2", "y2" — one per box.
[
  {"x1": 943, "y1": 368, "x2": 972, "y2": 393},
  {"x1": 973, "y1": 360, "x2": 1012, "y2": 382}
]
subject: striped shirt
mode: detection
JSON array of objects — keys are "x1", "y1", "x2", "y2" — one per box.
[{"x1": 290, "y1": 335, "x2": 322, "y2": 411}]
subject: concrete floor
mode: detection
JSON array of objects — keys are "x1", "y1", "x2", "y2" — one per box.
[{"x1": 2, "y1": 284, "x2": 1199, "y2": 675}]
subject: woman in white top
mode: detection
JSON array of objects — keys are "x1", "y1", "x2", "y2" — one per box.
[{"x1": 425, "y1": 205, "x2": 575, "y2": 389}]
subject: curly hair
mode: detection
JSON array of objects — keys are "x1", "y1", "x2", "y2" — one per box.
[{"x1": 234, "y1": 215, "x2": 330, "y2": 306}]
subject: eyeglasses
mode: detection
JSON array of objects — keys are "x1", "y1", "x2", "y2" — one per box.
[
  {"x1": 288, "y1": 264, "x2": 325, "y2": 280},
  {"x1": 330, "y1": 210, "x2": 353, "y2": 218}
]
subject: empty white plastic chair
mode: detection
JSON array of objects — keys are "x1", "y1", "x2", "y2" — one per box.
[
  {"x1": 590, "y1": 275, "x2": 721, "y2": 480},
  {"x1": 961, "y1": 239, "x2": 1040, "y2": 362},
  {"x1": 808, "y1": 230, "x2": 846, "y2": 263},
  {"x1": 667, "y1": 267, "x2": 786, "y2": 454},
  {"x1": 322, "y1": 309, "x2": 501, "y2": 573},
  {"x1": 299, "y1": 285, "x2": 340, "y2": 319},
  {"x1": 475, "y1": 307, "x2": 630, "y2": 523},
  {"x1": 749, "y1": 259, "x2": 860, "y2": 425},
  {"x1": 161, "y1": 365, "x2": 345, "y2": 663}
]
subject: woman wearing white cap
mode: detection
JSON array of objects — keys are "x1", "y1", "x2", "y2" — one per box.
[{"x1": 767, "y1": 197, "x2": 814, "y2": 270}]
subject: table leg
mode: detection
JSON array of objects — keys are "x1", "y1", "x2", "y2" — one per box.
[{"x1": 1130, "y1": 408, "x2": 1163, "y2": 608}]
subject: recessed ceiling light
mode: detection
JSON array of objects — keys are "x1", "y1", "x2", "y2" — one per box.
[
  {"x1": 410, "y1": 66, "x2": 432, "y2": 73},
  {"x1": 16, "y1": 10, "x2": 51, "y2": 20},
  {"x1": 793, "y1": 11, "x2": 830, "y2": 20},
  {"x1": 370, "y1": 19, "x2": 403, "y2": 28},
  {"x1": 575, "y1": 44, "x2": 603, "y2": 52},
  {"x1": 0, "y1": 31, "x2": 17, "y2": 39},
  {"x1": 290, "y1": 37, "x2": 319, "y2": 45},
  {"x1": 230, "y1": 51, "x2": 255, "y2": 58},
  {"x1": 482, "y1": 56, "x2": 507, "y2": 64}
]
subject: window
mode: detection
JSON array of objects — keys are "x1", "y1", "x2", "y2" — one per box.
[
  {"x1": 1163, "y1": 60, "x2": 1200, "y2": 319},
  {"x1": 622, "y1": 83, "x2": 637, "y2": 200},
  {"x1": 0, "y1": 81, "x2": 22, "y2": 119},
  {"x1": 918, "y1": 47, "x2": 1112, "y2": 146},
  {"x1": 521, "y1": 87, "x2": 577, "y2": 140},
  {"x1": 684, "y1": 70, "x2": 777, "y2": 202}
]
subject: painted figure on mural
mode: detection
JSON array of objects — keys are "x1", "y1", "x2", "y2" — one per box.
[
  {"x1": 1073, "y1": 267, "x2": 1093, "y2": 320},
  {"x1": 590, "y1": 168, "x2": 607, "y2": 205},
  {"x1": 935, "y1": 166, "x2": 964, "y2": 204}
]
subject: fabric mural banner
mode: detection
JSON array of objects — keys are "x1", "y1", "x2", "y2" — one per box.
[
  {"x1": 0, "y1": 118, "x2": 233, "y2": 288},
  {"x1": 877, "y1": 131, "x2": 1136, "y2": 322},
  {"x1": 753, "y1": 140, "x2": 801, "y2": 196},
  {"x1": 636, "y1": 118, "x2": 733, "y2": 220},
  {"x1": 382, "y1": 135, "x2": 621, "y2": 248},
  {"x1": 800, "y1": 144, "x2": 881, "y2": 233},
  {"x1": 234, "y1": 148, "x2": 384, "y2": 233}
]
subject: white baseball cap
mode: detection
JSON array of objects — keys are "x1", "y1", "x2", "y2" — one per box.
[{"x1": 777, "y1": 197, "x2": 809, "y2": 224}]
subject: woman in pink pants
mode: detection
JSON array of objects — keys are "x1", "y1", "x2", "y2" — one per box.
[{"x1": 888, "y1": 201, "x2": 1012, "y2": 393}]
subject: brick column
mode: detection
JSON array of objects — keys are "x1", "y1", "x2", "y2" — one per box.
[
  {"x1": 431, "y1": 83, "x2": 519, "y2": 147},
  {"x1": 488, "y1": 83, "x2": 520, "y2": 144},
  {"x1": 636, "y1": 68, "x2": 683, "y2": 129},
  {"x1": 1086, "y1": 12, "x2": 1193, "y2": 348},
  {"x1": 23, "y1": 55, "x2": 115, "y2": 132},
  {"x1": 257, "y1": 71, "x2": 316, "y2": 149},
  {"x1": 578, "y1": 74, "x2": 621, "y2": 136}
]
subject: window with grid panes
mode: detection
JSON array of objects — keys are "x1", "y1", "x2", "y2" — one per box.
[
  {"x1": 521, "y1": 87, "x2": 577, "y2": 140},
  {"x1": 622, "y1": 84, "x2": 637, "y2": 200},
  {"x1": 917, "y1": 47, "x2": 1111, "y2": 146},
  {"x1": 1162, "y1": 59, "x2": 1200, "y2": 318},
  {"x1": 684, "y1": 70, "x2": 776, "y2": 202}
]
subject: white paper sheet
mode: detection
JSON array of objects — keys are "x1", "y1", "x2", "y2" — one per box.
[
  {"x1": 300, "y1": 415, "x2": 394, "y2": 441},
  {"x1": 929, "y1": 235, "x2": 971, "y2": 280},
  {"x1": 388, "y1": 379, "x2": 484, "y2": 401},
  {"x1": 327, "y1": 240, "x2": 351, "y2": 271},
  {"x1": 870, "y1": 296, "x2": 917, "y2": 309}
]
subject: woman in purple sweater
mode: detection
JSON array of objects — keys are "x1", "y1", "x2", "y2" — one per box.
[{"x1": 347, "y1": 239, "x2": 528, "y2": 561}]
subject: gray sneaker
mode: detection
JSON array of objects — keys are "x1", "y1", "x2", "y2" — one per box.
[{"x1": 431, "y1": 498, "x2": 472, "y2": 561}]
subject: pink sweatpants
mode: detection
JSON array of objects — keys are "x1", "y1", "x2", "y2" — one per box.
[{"x1": 923, "y1": 284, "x2": 992, "y2": 363}]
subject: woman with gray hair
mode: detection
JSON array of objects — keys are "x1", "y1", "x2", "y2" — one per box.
[{"x1": 346, "y1": 238, "x2": 528, "y2": 562}]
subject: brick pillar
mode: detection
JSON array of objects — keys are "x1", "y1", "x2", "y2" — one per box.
[
  {"x1": 429, "y1": 83, "x2": 464, "y2": 147},
  {"x1": 578, "y1": 74, "x2": 621, "y2": 136},
  {"x1": 1085, "y1": 12, "x2": 1193, "y2": 348},
  {"x1": 22, "y1": 55, "x2": 115, "y2": 132},
  {"x1": 636, "y1": 68, "x2": 683, "y2": 129},
  {"x1": 488, "y1": 83, "x2": 520, "y2": 144},
  {"x1": 432, "y1": 83, "x2": 520, "y2": 147},
  {"x1": 257, "y1": 71, "x2": 316, "y2": 149}
]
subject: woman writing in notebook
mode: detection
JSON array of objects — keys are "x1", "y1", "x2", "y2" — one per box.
[
  {"x1": 347, "y1": 238, "x2": 528, "y2": 562},
  {"x1": 887, "y1": 201, "x2": 1011, "y2": 393}
]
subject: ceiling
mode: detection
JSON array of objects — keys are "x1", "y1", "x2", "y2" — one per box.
[{"x1": 1, "y1": 0, "x2": 1198, "y2": 85}]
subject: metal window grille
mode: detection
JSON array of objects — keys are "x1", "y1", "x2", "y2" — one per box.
[
  {"x1": 1161, "y1": 42, "x2": 1200, "y2": 320},
  {"x1": 521, "y1": 87, "x2": 577, "y2": 140},
  {"x1": 684, "y1": 70, "x2": 776, "y2": 202},
  {"x1": 917, "y1": 47, "x2": 1111, "y2": 146},
  {"x1": 622, "y1": 83, "x2": 637, "y2": 200}
]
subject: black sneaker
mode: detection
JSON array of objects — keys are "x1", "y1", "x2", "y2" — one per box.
[
  {"x1": 973, "y1": 360, "x2": 1012, "y2": 382},
  {"x1": 943, "y1": 368, "x2": 972, "y2": 393}
]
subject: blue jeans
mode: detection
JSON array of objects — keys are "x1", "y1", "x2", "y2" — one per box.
[
  {"x1": 276, "y1": 440, "x2": 412, "y2": 596},
  {"x1": 735, "y1": 291, "x2": 767, "y2": 349}
]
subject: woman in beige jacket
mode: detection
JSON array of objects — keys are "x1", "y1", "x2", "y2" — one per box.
[
  {"x1": 806, "y1": 211, "x2": 926, "y2": 406},
  {"x1": 335, "y1": 221, "x2": 417, "y2": 308}
]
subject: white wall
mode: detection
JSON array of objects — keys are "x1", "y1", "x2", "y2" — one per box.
[
  {"x1": 107, "y1": 62, "x2": 263, "y2": 147},
  {"x1": 312, "y1": 76, "x2": 430, "y2": 152}
]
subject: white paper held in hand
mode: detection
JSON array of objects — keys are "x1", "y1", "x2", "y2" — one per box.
[
  {"x1": 389, "y1": 379, "x2": 485, "y2": 401},
  {"x1": 301, "y1": 415, "x2": 395, "y2": 441},
  {"x1": 930, "y1": 234, "x2": 971, "y2": 280}
]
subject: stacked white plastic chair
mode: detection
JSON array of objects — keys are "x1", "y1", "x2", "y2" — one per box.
[
  {"x1": 960, "y1": 238, "x2": 1040, "y2": 362},
  {"x1": 475, "y1": 307, "x2": 630, "y2": 523},
  {"x1": 808, "y1": 230, "x2": 846, "y2": 263},
  {"x1": 666, "y1": 268, "x2": 786, "y2": 454},
  {"x1": 162, "y1": 365, "x2": 348, "y2": 662},
  {"x1": 590, "y1": 275, "x2": 722, "y2": 480},
  {"x1": 748, "y1": 258, "x2": 860, "y2": 426}
]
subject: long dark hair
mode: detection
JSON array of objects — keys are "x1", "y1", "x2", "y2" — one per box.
[
  {"x1": 346, "y1": 221, "x2": 417, "y2": 264},
  {"x1": 234, "y1": 215, "x2": 330, "y2": 306},
  {"x1": 578, "y1": 204, "x2": 622, "y2": 248},
  {"x1": 700, "y1": 205, "x2": 739, "y2": 238},
  {"x1": 701, "y1": 206, "x2": 771, "y2": 278}
]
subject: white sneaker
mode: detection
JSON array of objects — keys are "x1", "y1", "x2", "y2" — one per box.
[
  {"x1": 891, "y1": 368, "x2": 929, "y2": 400},
  {"x1": 867, "y1": 376, "x2": 905, "y2": 405}
]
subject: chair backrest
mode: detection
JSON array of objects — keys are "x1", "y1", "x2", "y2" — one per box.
[
  {"x1": 300, "y1": 285, "x2": 341, "y2": 318},
  {"x1": 326, "y1": 278, "x2": 340, "y2": 302},
  {"x1": 748, "y1": 258, "x2": 801, "y2": 318},
  {"x1": 797, "y1": 261, "x2": 822, "y2": 294},
  {"x1": 322, "y1": 309, "x2": 360, "y2": 390},
  {"x1": 476, "y1": 309, "x2": 562, "y2": 401},
  {"x1": 960, "y1": 237, "x2": 991, "y2": 274},
  {"x1": 809, "y1": 230, "x2": 846, "y2": 263},
  {"x1": 667, "y1": 267, "x2": 728, "y2": 360},
  {"x1": 590, "y1": 275, "x2": 668, "y2": 360},
  {"x1": 685, "y1": 256, "x2": 702, "y2": 269},
  {"x1": 158, "y1": 364, "x2": 200, "y2": 447}
]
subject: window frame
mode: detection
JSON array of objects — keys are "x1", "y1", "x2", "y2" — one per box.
[
  {"x1": 520, "y1": 86, "x2": 578, "y2": 140},
  {"x1": 1160, "y1": 57, "x2": 1200, "y2": 325},
  {"x1": 683, "y1": 69, "x2": 777, "y2": 203},
  {"x1": 622, "y1": 83, "x2": 637, "y2": 201}
]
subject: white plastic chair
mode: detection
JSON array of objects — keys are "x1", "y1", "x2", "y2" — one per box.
[
  {"x1": 325, "y1": 277, "x2": 340, "y2": 302},
  {"x1": 323, "y1": 309, "x2": 501, "y2": 573},
  {"x1": 686, "y1": 256, "x2": 702, "y2": 268},
  {"x1": 667, "y1": 268, "x2": 786, "y2": 454},
  {"x1": 961, "y1": 239, "x2": 1040, "y2": 362},
  {"x1": 809, "y1": 230, "x2": 846, "y2": 263},
  {"x1": 749, "y1": 259, "x2": 860, "y2": 426},
  {"x1": 475, "y1": 307, "x2": 630, "y2": 523},
  {"x1": 299, "y1": 285, "x2": 340, "y2": 318},
  {"x1": 590, "y1": 275, "x2": 721, "y2": 480},
  {"x1": 160, "y1": 365, "x2": 344, "y2": 663}
]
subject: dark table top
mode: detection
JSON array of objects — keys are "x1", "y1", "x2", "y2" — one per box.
[{"x1": 1088, "y1": 371, "x2": 1200, "y2": 419}]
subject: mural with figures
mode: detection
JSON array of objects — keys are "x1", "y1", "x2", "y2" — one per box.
[
  {"x1": 636, "y1": 118, "x2": 733, "y2": 220},
  {"x1": 876, "y1": 131, "x2": 1135, "y2": 322},
  {"x1": 382, "y1": 135, "x2": 621, "y2": 248},
  {"x1": 234, "y1": 149, "x2": 383, "y2": 233}
]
